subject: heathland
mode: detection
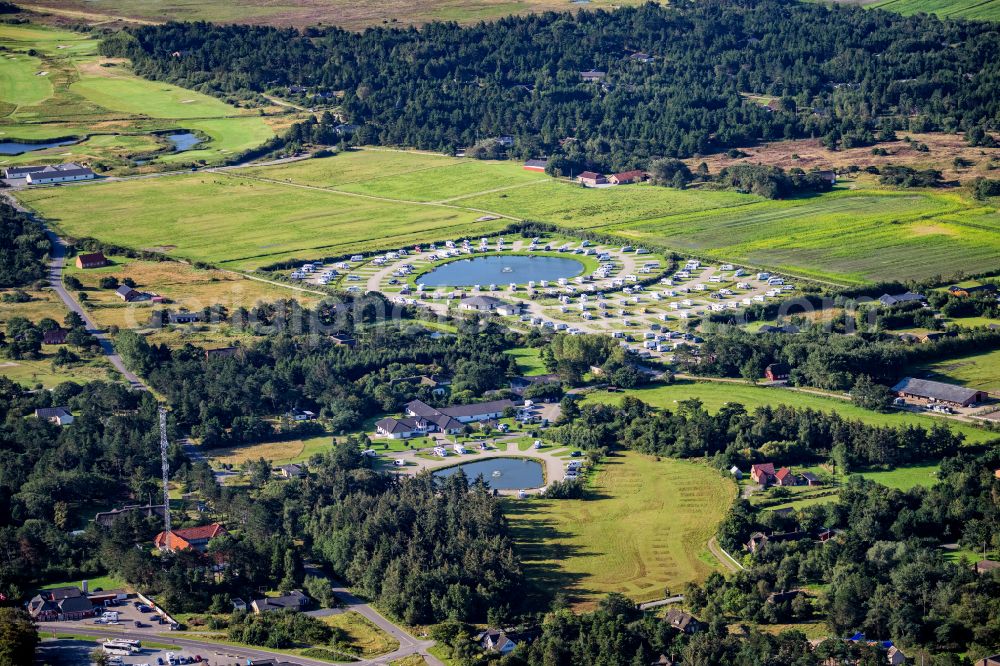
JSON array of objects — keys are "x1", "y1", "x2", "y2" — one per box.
[
  {"x1": 17, "y1": 149, "x2": 1000, "y2": 284},
  {"x1": 0, "y1": 23, "x2": 276, "y2": 171},
  {"x1": 19, "y1": 0, "x2": 657, "y2": 30}
]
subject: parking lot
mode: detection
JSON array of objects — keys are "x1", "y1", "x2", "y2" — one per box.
[{"x1": 36, "y1": 638, "x2": 213, "y2": 666}]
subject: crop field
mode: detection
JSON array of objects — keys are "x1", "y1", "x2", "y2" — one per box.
[
  {"x1": 18, "y1": 149, "x2": 1000, "y2": 283},
  {"x1": 20, "y1": 0, "x2": 656, "y2": 30},
  {"x1": 506, "y1": 452, "x2": 735, "y2": 608},
  {"x1": 0, "y1": 23, "x2": 276, "y2": 170},
  {"x1": 206, "y1": 434, "x2": 333, "y2": 467},
  {"x1": 913, "y1": 348, "x2": 1000, "y2": 394},
  {"x1": 868, "y1": 0, "x2": 1000, "y2": 21},
  {"x1": 583, "y1": 381, "x2": 998, "y2": 444}
]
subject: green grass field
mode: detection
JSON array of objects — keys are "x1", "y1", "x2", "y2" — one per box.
[
  {"x1": 507, "y1": 452, "x2": 735, "y2": 608},
  {"x1": 21, "y1": 148, "x2": 1000, "y2": 283},
  {"x1": 912, "y1": 348, "x2": 1000, "y2": 394},
  {"x1": 505, "y1": 347, "x2": 548, "y2": 376},
  {"x1": 16, "y1": 172, "x2": 507, "y2": 268},
  {"x1": 583, "y1": 381, "x2": 997, "y2": 444},
  {"x1": 869, "y1": 0, "x2": 1000, "y2": 21},
  {"x1": 0, "y1": 23, "x2": 275, "y2": 169}
]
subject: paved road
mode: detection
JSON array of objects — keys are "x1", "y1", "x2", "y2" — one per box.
[
  {"x1": 327, "y1": 581, "x2": 444, "y2": 666},
  {"x1": 44, "y1": 229, "x2": 149, "y2": 390}
]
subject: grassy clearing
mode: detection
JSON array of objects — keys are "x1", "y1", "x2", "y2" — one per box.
[
  {"x1": 41, "y1": 573, "x2": 125, "y2": 591},
  {"x1": 17, "y1": 172, "x2": 507, "y2": 269},
  {"x1": 390, "y1": 656, "x2": 430, "y2": 666},
  {"x1": 321, "y1": 611, "x2": 400, "y2": 657},
  {"x1": 0, "y1": 53, "x2": 52, "y2": 107},
  {"x1": 505, "y1": 347, "x2": 547, "y2": 376},
  {"x1": 19, "y1": 149, "x2": 1000, "y2": 283},
  {"x1": 65, "y1": 255, "x2": 322, "y2": 329},
  {"x1": 912, "y1": 348, "x2": 1000, "y2": 394},
  {"x1": 856, "y1": 463, "x2": 941, "y2": 490},
  {"x1": 582, "y1": 381, "x2": 997, "y2": 444},
  {"x1": 207, "y1": 434, "x2": 332, "y2": 467},
  {"x1": 869, "y1": 0, "x2": 1000, "y2": 21},
  {"x1": 506, "y1": 452, "x2": 734, "y2": 608}
]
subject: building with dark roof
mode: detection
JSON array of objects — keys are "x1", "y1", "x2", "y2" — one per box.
[
  {"x1": 523, "y1": 159, "x2": 548, "y2": 172},
  {"x1": 34, "y1": 407, "x2": 74, "y2": 426},
  {"x1": 376, "y1": 399, "x2": 516, "y2": 439},
  {"x1": 251, "y1": 590, "x2": 310, "y2": 614},
  {"x1": 764, "y1": 363, "x2": 790, "y2": 381},
  {"x1": 577, "y1": 171, "x2": 607, "y2": 186},
  {"x1": 665, "y1": 609, "x2": 702, "y2": 634},
  {"x1": 892, "y1": 377, "x2": 987, "y2": 407},
  {"x1": 75, "y1": 252, "x2": 108, "y2": 269},
  {"x1": 460, "y1": 295, "x2": 510, "y2": 312},
  {"x1": 95, "y1": 504, "x2": 166, "y2": 528},
  {"x1": 19, "y1": 163, "x2": 96, "y2": 185},
  {"x1": 42, "y1": 328, "x2": 68, "y2": 345},
  {"x1": 879, "y1": 291, "x2": 925, "y2": 307}
]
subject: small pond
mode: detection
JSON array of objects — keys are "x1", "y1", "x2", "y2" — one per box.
[
  {"x1": 166, "y1": 132, "x2": 202, "y2": 152},
  {"x1": 417, "y1": 254, "x2": 584, "y2": 287},
  {"x1": 0, "y1": 138, "x2": 78, "y2": 156},
  {"x1": 434, "y1": 457, "x2": 545, "y2": 490}
]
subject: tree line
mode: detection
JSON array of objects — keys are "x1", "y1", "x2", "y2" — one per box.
[{"x1": 101, "y1": 0, "x2": 1000, "y2": 171}]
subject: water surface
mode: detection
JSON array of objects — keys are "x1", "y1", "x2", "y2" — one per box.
[
  {"x1": 434, "y1": 457, "x2": 544, "y2": 490},
  {"x1": 418, "y1": 254, "x2": 584, "y2": 287}
]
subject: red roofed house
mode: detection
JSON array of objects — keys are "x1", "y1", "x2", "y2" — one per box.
[
  {"x1": 608, "y1": 170, "x2": 646, "y2": 185},
  {"x1": 774, "y1": 467, "x2": 799, "y2": 487},
  {"x1": 75, "y1": 252, "x2": 108, "y2": 269},
  {"x1": 578, "y1": 171, "x2": 607, "y2": 186},
  {"x1": 750, "y1": 463, "x2": 776, "y2": 486},
  {"x1": 154, "y1": 523, "x2": 227, "y2": 553}
]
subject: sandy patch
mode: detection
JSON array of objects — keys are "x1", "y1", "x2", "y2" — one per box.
[{"x1": 910, "y1": 224, "x2": 958, "y2": 237}]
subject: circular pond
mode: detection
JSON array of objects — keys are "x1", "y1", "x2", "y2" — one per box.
[
  {"x1": 433, "y1": 457, "x2": 544, "y2": 490},
  {"x1": 417, "y1": 254, "x2": 584, "y2": 287}
]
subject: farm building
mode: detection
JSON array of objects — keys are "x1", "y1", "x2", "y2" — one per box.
[
  {"x1": 167, "y1": 311, "x2": 201, "y2": 324},
  {"x1": 75, "y1": 251, "x2": 108, "y2": 269},
  {"x1": 774, "y1": 467, "x2": 798, "y2": 487},
  {"x1": 523, "y1": 159, "x2": 548, "y2": 172},
  {"x1": 578, "y1": 171, "x2": 607, "y2": 186},
  {"x1": 628, "y1": 52, "x2": 655, "y2": 63},
  {"x1": 608, "y1": 170, "x2": 646, "y2": 185},
  {"x1": 891, "y1": 377, "x2": 987, "y2": 407}
]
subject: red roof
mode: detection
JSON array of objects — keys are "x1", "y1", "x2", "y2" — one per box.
[
  {"x1": 77, "y1": 252, "x2": 107, "y2": 264},
  {"x1": 775, "y1": 467, "x2": 793, "y2": 481},
  {"x1": 612, "y1": 170, "x2": 645, "y2": 181},
  {"x1": 154, "y1": 523, "x2": 226, "y2": 550},
  {"x1": 578, "y1": 171, "x2": 603, "y2": 180},
  {"x1": 751, "y1": 463, "x2": 775, "y2": 477}
]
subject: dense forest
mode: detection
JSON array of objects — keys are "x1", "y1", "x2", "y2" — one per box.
[
  {"x1": 117, "y1": 318, "x2": 522, "y2": 446},
  {"x1": 550, "y1": 396, "x2": 969, "y2": 469},
  {"x1": 685, "y1": 324, "x2": 1000, "y2": 391},
  {"x1": 101, "y1": 0, "x2": 1000, "y2": 170},
  {"x1": 0, "y1": 202, "x2": 48, "y2": 287},
  {"x1": 0, "y1": 379, "x2": 168, "y2": 598},
  {"x1": 708, "y1": 452, "x2": 1000, "y2": 659}
]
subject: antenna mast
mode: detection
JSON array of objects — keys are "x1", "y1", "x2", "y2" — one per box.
[{"x1": 158, "y1": 406, "x2": 171, "y2": 534}]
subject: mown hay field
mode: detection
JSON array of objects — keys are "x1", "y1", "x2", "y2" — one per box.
[
  {"x1": 507, "y1": 452, "x2": 735, "y2": 608},
  {"x1": 18, "y1": 149, "x2": 1000, "y2": 283}
]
